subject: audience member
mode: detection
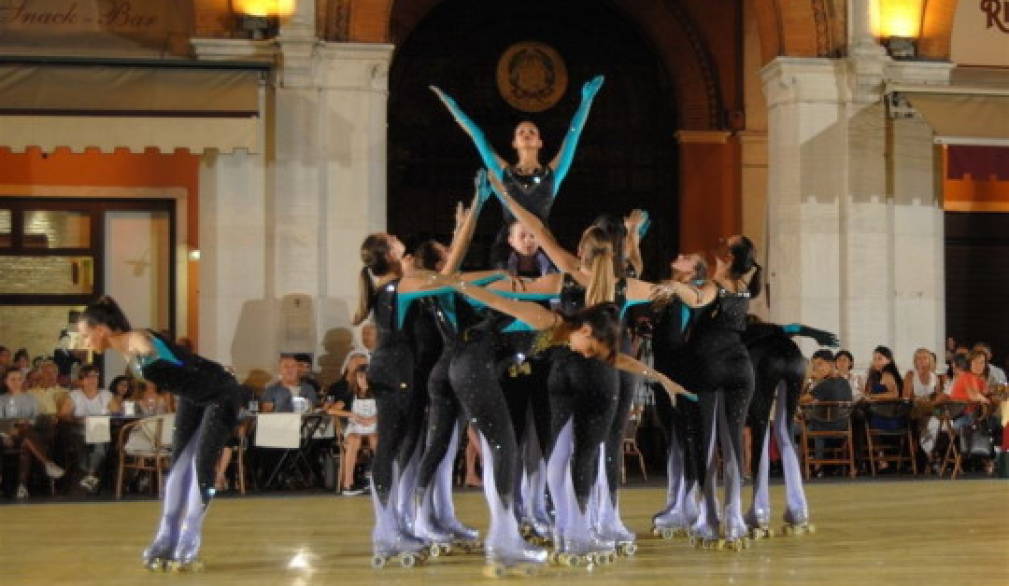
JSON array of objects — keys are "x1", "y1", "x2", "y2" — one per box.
[
  {"x1": 13, "y1": 348, "x2": 30, "y2": 375},
  {"x1": 324, "y1": 348, "x2": 370, "y2": 410},
  {"x1": 0, "y1": 345, "x2": 11, "y2": 369},
  {"x1": 262, "y1": 356, "x2": 319, "y2": 413},
  {"x1": 501, "y1": 220, "x2": 557, "y2": 277},
  {"x1": 834, "y1": 350, "x2": 863, "y2": 401},
  {"x1": 0, "y1": 367, "x2": 65, "y2": 499},
  {"x1": 361, "y1": 323, "x2": 377, "y2": 353},
  {"x1": 293, "y1": 353, "x2": 321, "y2": 394},
  {"x1": 800, "y1": 350, "x2": 853, "y2": 472},
  {"x1": 61, "y1": 364, "x2": 113, "y2": 493},
  {"x1": 327, "y1": 364, "x2": 376, "y2": 495},
  {"x1": 903, "y1": 348, "x2": 943, "y2": 461},
  {"x1": 106, "y1": 375, "x2": 135, "y2": 416}
]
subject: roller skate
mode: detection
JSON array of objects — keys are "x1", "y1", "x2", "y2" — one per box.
[
  {"x1": 167, "y1": 513, "x2": 208, "y2": 572},
  {"x1": 780, "y1": 508, "x2": 815, "y2": 536},
  {"x1": 720, "y1": 515, "x2": 752, "y2": 552},
  {"x1": 745, "y1": 508, "x2": 774, "y2": 540},
  {"x1": 483, "y1": 538, "x2": 547, "y2": 578},
  {"x1": 554, "y1": 535, "x2": 616, "y2": 568},
  {"x1": 371, "y1": 532, "x2": 430, "y2": 569},
  {"x1": 651, "y1": 508, "x2": 692, "y2": 540},
  {"x1": 443, "y1": 520, "x2": 482, "y2": 553},
  {"x1": 142, "y1": 517, "x2": 178, "y2": 572},
  {"x1": 598, "y1": 524, "x2": 636, "y2": 557},
  {"x1": 688, "y1": 521, "x2": 723, "y2": 550}
]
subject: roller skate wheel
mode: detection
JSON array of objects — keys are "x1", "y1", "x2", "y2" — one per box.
[
  {"x1": 144, "y1": 558, "x2": 167, "y2": 572},
  {"x1": 591, "y1": 552, "x2": 608, "y2": 566},
  {"x1": 688, "y1": 536, "x2": 700, "y2": 548},
  {"x1": 806, "y1": 524, "x2": 816, "y2": 535},
  {"x1": 400, "y1": 553, "x2": 417, "y2": 568},
  {"x1": 370, "y1": 554, "x2": 387, "y2": 569},
  {"x1": 660, "y1": 527, "x2": 675, "y2": 540},
  {"x1": 622, "y1": 542, "x2": 638, "y2": 556},
  {"x1": 483, "y1": 563, "x2": 505, "y2": 578},
  {"x1": 651, "y1": 526, "x2": 661, "y2": 537}
]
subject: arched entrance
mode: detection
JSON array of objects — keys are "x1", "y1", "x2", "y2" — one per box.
[{"x1": 387, "y1": 0, "x2": 679, "y2": 276}]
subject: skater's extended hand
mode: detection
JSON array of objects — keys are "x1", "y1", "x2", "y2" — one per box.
[
  {"x1": 581, "y1": 75, "x2": 604, "y2": 100},
  {"x1": 807, "y1": 327, "x2": 840, "y2": 348},
  {"x1": 474, "y1": 168, "x2": 493, "y2": 205}
]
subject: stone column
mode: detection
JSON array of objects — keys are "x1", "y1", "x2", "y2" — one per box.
[{"x1": 761, "y1": 58, "x2": 848, "y2": 353}]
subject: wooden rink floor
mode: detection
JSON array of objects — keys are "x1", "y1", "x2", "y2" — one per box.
[{"x1": 2, "y1": 480, "x2": 1007, "y2": 585}]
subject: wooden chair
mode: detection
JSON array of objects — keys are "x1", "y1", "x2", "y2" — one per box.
[
  {"x1": 934, "y1": 401, "x2": 970, "y2": 479},
  {"x1": 799, "y1": 401, "x2": 857, "y2": 479},
  {"x1": 621, "y1": 413, "x2": 647, "y2": 484},
  {"x1": 864, "y1": 399, "x2": 917, "y2": 477},
  {"x1": 116, "y1": 415, "x2": 173, "y2": 499}
]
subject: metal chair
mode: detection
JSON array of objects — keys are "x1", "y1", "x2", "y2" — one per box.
[
  {"x1": 621, "y1": 413, "x2": 647, "y2": 484},
  {"x1": 864, "y1": 399, "x2": 917, "y2": 477},
  {"x1": 799, "y1": 401, "x2": 857, "y2": 479},
  {"x1": 116, "y1": 414, "x2": 173, "y2": 499}
]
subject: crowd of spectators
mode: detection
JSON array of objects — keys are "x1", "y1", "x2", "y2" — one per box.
[{"x1": 3, "y1": 332, "x2": 1004, "y2": 501}]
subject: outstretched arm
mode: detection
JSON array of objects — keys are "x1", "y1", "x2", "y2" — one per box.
[
  {"x1": 442, "y1": 170, "x2": 492, "y2": 274},
  {"x1": 549, "y1": 75, "x2": 604, "y2": 189},
  {"x1": 487, "y1": 172, "x2": 581, "y2": 275},
  {"x1": 780, "y1": 324, "x2": 840, "y2": 347},
  {"x1": 614, "y1": 353, "x2": 697, "y2": 406},
  {"x1": 430, "y1": 86, "x2": 507, "y2": 180},
  {"x1": 647, "y1": 279, "x2": 717, "y2": 308},
  {"x1": 623, "y1": 209, "x2": 647, "y2": 277},
  {"x1": 427, "y1": 273, "x2": 558, "y2": 330}
]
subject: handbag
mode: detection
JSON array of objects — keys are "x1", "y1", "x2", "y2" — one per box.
[{"x1": 968, "y1": 423, "x2": 993, "y2": 458}]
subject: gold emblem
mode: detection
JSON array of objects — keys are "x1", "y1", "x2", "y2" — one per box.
[{"x1": 496, "y1": 42, "x2": 568, "y2": 113}]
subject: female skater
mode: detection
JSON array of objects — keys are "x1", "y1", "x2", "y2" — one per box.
[
  {"x1": 686, "y1": 235, "x2": 761, "y2": 551},
  {"x1": 431, "y1": 76, "x2": 604, "y2": 266},
  {"x1": 486, "y1": 173, "x2": 666, "y2": 557},
  {"x1": 425, "y1": 269, "x2": 692, "y2": 574},
  {"x1": 76, "y1": 296, "x2": 243, "y2": 572},
  {"x1": 355, "y1": 174, "x2": 494, "y2": 568}
]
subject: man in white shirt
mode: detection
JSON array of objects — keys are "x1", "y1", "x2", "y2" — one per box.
[{"x1": 60, "y1": 364, "x2": 113, "y2": 493}]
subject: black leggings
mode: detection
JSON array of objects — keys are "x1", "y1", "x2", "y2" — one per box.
[
  {"x1": 416, "y1": 349, "x2": 461, "y2": 493},
  {"x1": 368, "y1": 342, "x2": 415, "y2": 506},
  {"x1": 173, "y1": 393, "x2": 241, "y2": 504},
  {"x1": 448, "y1": 331, "x2": 519, "y2": 506},
  {"x1": 548, "y1": 348, "x2": 619, "y2": 510}
]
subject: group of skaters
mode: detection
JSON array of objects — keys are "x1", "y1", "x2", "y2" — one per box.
[{"x1": 70, "y1": 75, "x2": 834, "y2": 576}]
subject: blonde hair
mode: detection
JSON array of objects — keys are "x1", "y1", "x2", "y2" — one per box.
[
  {"x1": 912, "y1": 348, "x2": 935, "y2": 372},
  {"x1": 578, "y1": 226, "x2": 615, "y2": 306}
]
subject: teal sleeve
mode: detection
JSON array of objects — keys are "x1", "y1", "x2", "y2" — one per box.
[
  {"x1": 553, "y1": 75, "x2": 604, "y2": 190},
  {"x1": 435, "y1": 89, "x2": 505, "y2": 180}
]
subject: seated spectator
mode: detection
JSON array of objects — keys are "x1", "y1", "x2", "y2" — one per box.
[
  {"x1": 13, "y1": 348, "x2": 30, "y2": 375},
  {"x1": 361, "y1": 323, "x2": 377, "y2": 353},
  {"x1": 903, "y1": 348, "x2": 944, "y2": 461},
  {"x1": 972, "y1": 342, "x2": 1007, "y2": 387},
  {"x1": 326, "y1": 364, "x2": 376, "y2": 495},
  {"x1": 0, "y1": 345, "x2": 11, "y2": 369},
  {"x1": 134, "y1": 381, "x2": 172, "y2": 416},
  {"x1": 106, "y1": 375, "x2": 135, "y2": 416},
  {"x1": 800, "y1": 350, "x2": 853, "y2": 473},
  {"x1": 262, "y1": 355, "x2": 319, "y2": 413},
  {"x1": 834, "y1": 350, "x2": 864, "y2": 402},
  {"x1": 324, "y1": 348, "x2": 370, "y2": 411},
  {"x1": 294, "y1": 353, "x2": 321, "y2": 394},
  {"x1": 29, "y1": 360, "x2": 69, "y2": 418},
  {"x1": 60, "y1": 364, "x2": 113, "y2": 493},
  {"x1": 0, "y1": 367, "x2": 65, "y2": 499}
]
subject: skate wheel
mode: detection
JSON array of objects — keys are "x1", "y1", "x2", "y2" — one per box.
[
  {"x1": 688, "y1": 536, "x2": 699, "y2": 548},
  {"x1": 483, "y1": 564, "x2": 505, "y2": 578},
  {"x1": 660, "y1": 527, "x2": 675, "y2": 540},
  {"x1": 591, "y1": 552, "x2": 608, "y2": 566},
  {"x1": 370, "y1": 554, "x2": 387, "y2": 569},
  {"x1": 622, "y1": 543, "x2": 638, "y2": 556},
  {"x1": 806, "y1": 524, "x2": 816, "y2": 535},
  {"x1": 400, "y1": 554, "x2": 417, "y2": 568},
  {"x1": 726, "y1": 539, "x2": 744, "y2": 552},
  {"x1": 144, "y1": 558, "x2": 166, "y2": 572},
  {"x1": 651, "y1": 526, "x2": 661, "y2": 537}
]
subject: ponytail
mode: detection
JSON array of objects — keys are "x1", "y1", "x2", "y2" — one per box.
[
  {"x1": 353, "y1": 266, "x2": 376, "y2": 325},
  {"x1": 729, "y1": 235, "x2": 762, "y2": 299},
  {"x1": 585, "y1": 247, "x2": 615, "y2": 306}
]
